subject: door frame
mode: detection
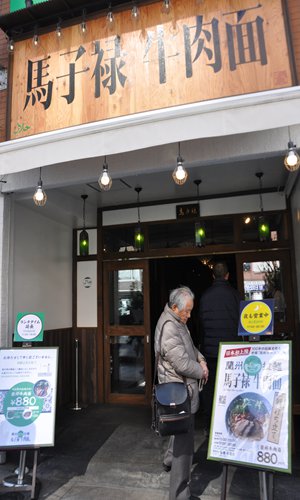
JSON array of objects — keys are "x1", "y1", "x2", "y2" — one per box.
[{"x1": 102, "y1": 259, "x2": 151, "y2": 404}]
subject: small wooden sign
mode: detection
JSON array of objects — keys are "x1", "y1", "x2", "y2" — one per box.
[{"x1": 176, "y1": 203, "x2": 199, "y2": 219}]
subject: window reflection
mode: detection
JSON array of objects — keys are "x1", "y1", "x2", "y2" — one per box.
[
  {"x1": 109, "y1": 269, "x2": 144, "y2": 325},
  {"x1": 243, "y1": 261, "x2": 286, "y2": 322},
  {"x1": 110, "y1": 336, "x2": 145, "y2": 394}
]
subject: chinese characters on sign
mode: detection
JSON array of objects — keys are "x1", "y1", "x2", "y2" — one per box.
[
  {"x1": 0, "y1": 348, "x2": 58, "y2": 448},
  {"x1": 10, "y1": 0, "x2": 292, "y2": 137},
  {"x1": 14, "y1": 312, "x2": 45, "y2": 342},
  {"x1": 208, "y1": 342, "x2": 291, "y2": 473},
  {"x1": 238, "y1": 299, "x2": 274, "y2": 336}
]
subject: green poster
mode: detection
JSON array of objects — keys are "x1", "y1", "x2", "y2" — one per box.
[
  {"x1": 14, "y1": 312, "x2": 44, "y2": 342},
  {"x1": 10, "y1": 0, "x2": 49, "y2": 13}
]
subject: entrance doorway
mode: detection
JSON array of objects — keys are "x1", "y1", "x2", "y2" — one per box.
[{"x1": 149, "y1": 255, "x2": 238, "y2": 348}]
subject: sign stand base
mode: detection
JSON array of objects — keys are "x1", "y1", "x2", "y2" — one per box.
[
  {"x1": 221, "y1": 464, "x2": 274, "y2": 500},
  {"x1": 0, "y1": 449, "x2": 39, "y2": 499}
]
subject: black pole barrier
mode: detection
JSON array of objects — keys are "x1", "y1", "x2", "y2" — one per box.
[{"x1": 71, "y1": 338, "x2": 81, "y2": 410}]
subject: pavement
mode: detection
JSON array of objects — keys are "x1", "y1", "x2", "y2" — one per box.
[{"x1": 0, "y1": 404, "x2": 299, "y2": 499}]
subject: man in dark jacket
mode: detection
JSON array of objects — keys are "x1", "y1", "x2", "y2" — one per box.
[{"x1": 199, "y1": 261, "x2": 240, "y2": 436}]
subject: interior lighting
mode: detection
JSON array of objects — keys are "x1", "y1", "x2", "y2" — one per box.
[
  {"x1": 79, "y1": 195, "x2": 89, "y2": 256},
  {"x1": 33, "y1": 167, "x2": 47, "y2": 207},
  {"x1": 172, "y1": 142, "x2": 188, "y2": 185},
  {"x1": 134, "y1": 186, "x2": 144, "y2": 251},
  {"x1": 98, "y1": 156, "x2": 112, "y2": 191},
  {"x1": 256, "y1": 172, "x2": 270, "y2": 242},
  {"x1": 194, "y1": 179, "x2": 206, "y2": 246}
]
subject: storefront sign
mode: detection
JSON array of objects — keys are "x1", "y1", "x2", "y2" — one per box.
[
  {"x1": 0, "y1": 347, "x2": 58, "y2": 448},
  {"x1": 207, "y1": 341, "x2": 291, "y2": 473},
  {"x1": 14, "y1": 312, "x2": 44, "y2": 342},
  {"x1": 176, "y1": 203, "x2": 199, "y2": 219},
  {"x1": 10, "y1": 0, "x2": 292, "y2": 137},
  {"x1": 238, "y1": 299, "x2": 274, "y2": 336}
]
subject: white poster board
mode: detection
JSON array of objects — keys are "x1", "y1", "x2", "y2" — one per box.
[
  {"x1": 0, "y1": 347, "x2": 58, "y2": 448},
  {"x1": 207, "y1": 341, "x2": 291, "y2": 473}
]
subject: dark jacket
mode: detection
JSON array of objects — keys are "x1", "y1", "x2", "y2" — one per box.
[{"x1": 199, "y1": 279, "x2": 240, "y2": 358}]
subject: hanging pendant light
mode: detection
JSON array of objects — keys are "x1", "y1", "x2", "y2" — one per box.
[
  {"x1": 33, "y1": 167, "x2": 47, "y2": 206},
  {"x1": 98, "y1": 156, "x2": 112, "y2": 191},
  {"x1": 194, "y1": 180, "x2": 206, "y2": 246},
  {"x1": 256, "y1": 172, "x2": 270, "y2": 242},
  {"x1": 131, "y1": 2, "x2": 140, "y2": 20},
  {"x1": 161, "y1": 0, "x2": 172, "y2": 14},
  {"x1": 106, "y1": 2, "x2": 115, "y2": 29},
  {"x1": 172, "y1": 142, "x2": 188, "y2": 185},
  {"x1": 134, "y1": 186, "x2": 144, "y2": 251},
  {"x1": 284, "y1": 128, "x2": 300, "y2": 171},
  {"x1": 79, "y1": 9, "x2": 87, "y2": 35},
  {"x1": 56, "y1": 19, "x2": 63, "y2": 39},
  {"x1": 79, "y1": 195, "x2": 89, "y2": 256}
]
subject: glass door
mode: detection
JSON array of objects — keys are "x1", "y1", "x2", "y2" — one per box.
[
  {"x1": 103, "y1": 260, "x2": 151, "y2": 404},
  {"x1": 236, "y1": 250, "x2": 295, "y2": 339}
]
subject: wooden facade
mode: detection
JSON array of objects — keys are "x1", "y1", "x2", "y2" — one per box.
[{"x1": 8, "y1": 0, "x2": 294, "y2": 138}]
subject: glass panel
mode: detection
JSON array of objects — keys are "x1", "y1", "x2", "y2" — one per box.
[
  {"x1": 103, "y1": 226, "x2": 144, "y2": 252},
  {"x1": 241, "y1": 213, "x2": 286, "y2": 242},
  {"x1": 109, "y1": 269, "x2": 144, "y2": 325},
  {"x1": 243, "y1": 260, "x2": 286, "y2": 322},
  {"x1": 148, "y1": 218, "x2": 233, "y2": 249},
  {"x1": 110, "y1": 336, "x2": 145, "y2": 394}
]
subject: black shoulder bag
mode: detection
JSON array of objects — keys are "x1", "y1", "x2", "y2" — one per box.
[{"x1": 151, "y1": 320, "x2": 191, "y2": 436}]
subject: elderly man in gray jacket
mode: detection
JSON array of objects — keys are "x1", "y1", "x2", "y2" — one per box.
[{"x1": 155, "y1": 286, "x2": 208, "y2": 500}]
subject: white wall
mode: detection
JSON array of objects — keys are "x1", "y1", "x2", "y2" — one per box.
[
  {"x1": 11, "y1": 202, "x2": 73, "y2": 333},
  {"x1": 103, "y1": 192, "x2": 286, "y2": 225},
  {"x1": 290, "y1": 173, "x2": 300, "y2": 331}
]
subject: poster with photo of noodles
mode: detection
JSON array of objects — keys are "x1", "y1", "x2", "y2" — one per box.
[
  {"x1": 0, "y1": 347, "x2": 58, "y2": 448},
  {"x1": 207, "y1": 341, "x2": 291, "y2": 473}
]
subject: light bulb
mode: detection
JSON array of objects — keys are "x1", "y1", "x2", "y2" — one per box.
[
  {"x1": 33, "y1": 33, "x2": 39, "y2": 47},
  {"x1": 106, "y1": 10, "x2": 115, "y2": 28},
  {"x1": 131, "y1": 5, "x2": 140, "y2": 20},
  {"x1": 33, "y1": 185, "x2": 47, "y2": 206},
  {"x1": 172, "y1": 159, "x2": 188, "y2": 185},
  {"x1": 56, "y1": 24, "x2": 62, "y2": 38},
  {"x1": 8, "y1": 39, "x2": 14, "y2": 52},
  {"x1": 284, "y1": 142, "x2": 300, "y2": 171},
  {"x1": 161, "y1": 0, "x2": 171, "y2": 14},
  {"x1": 80, "y1": 20, "x2": 87, "y2": 34},
  {"x1": 98, "y1": 166, "x2": 112, "y2": 191}
]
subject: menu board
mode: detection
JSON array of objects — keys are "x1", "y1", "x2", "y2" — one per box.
[
  {"x1": 0, "y1": 347, "x2": 58, "y2": 448},
  {"x1": 207, "y1": 341, "x2": 291, "y2": 473}
]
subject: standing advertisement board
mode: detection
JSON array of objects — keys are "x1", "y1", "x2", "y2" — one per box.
[
  {"x1": 0, "y1": 347, "x2": 58, "y2": 448},
  {"x1": 207, "y1": 341, "x2": 291, "y2": 473}
]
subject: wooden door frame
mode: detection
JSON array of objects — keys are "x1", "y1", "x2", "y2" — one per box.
[{"x1": 102, "y1": 259, "x2": 151, "y2": 405}]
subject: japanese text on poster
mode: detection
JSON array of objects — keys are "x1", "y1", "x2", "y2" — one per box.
[
  {"x1": 0, "y1": 347, "x2": 58, "y2": 448},
  {"x1": 207, "y1": 342, "x2": 291, "y2": 473}
]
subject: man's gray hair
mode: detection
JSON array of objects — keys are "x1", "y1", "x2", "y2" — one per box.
[{"x1": 169, "y1": 286, "x2": 194, "y2": 311}]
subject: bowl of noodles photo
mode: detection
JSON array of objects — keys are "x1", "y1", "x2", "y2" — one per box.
[{"x1": 226, "y1": 392, "x2": 271, "y2": 441}]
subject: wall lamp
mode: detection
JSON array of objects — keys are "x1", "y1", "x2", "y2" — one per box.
[
  {"x1": 98, "y1": 156, "x2": 112, "y2": 191},
  {"x1": 172, "y1": 142, "x2": 188, "y2": 185}
]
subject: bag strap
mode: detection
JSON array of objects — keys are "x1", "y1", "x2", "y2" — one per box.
[
  {"x1": 152, "y1": 319, "x2": 187, "y2": 388},
  {"x1": 152, "y1": 320, "x2": 171, "y2": 388}
]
